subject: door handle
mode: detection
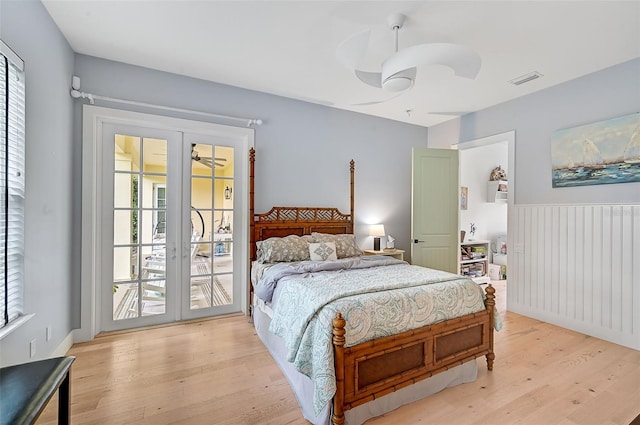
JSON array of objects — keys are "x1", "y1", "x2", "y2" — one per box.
[
  {"x1": 413, "y1": 239, "x2": 425, "y2": 243},
  {"x1": 183, "y1": 241, "x2": 191, "y2": 259},
  {"x1": 182, "y1": 242, "x2": 191, "y2": 258}
]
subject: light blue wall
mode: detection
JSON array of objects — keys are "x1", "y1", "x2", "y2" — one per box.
[
  {"x1": 0, "y1": 0, "x2": 75, "y2": 366},
  {"x1": 429, "y1": 58, "x2": 640, "y2": 204},
  {"x1": 73, "y1": 55, "x2": 429, "y2": 259}
]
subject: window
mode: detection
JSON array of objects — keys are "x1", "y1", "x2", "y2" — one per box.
[
  {"x1": 0, "y1": 41, "x2": 25, "y2": 329},
  {"x1": 153, "y1": 183, "x2": 166, "y2": 236}
]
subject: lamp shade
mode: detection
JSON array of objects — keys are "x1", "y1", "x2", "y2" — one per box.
[{"x1": 369, "y1": 224, "x2": 385, "y2": 237}]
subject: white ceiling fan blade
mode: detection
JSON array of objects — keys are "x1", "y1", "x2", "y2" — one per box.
[
  {"x1": 382, "y1": 43, "x2": 481, "y2": 82},
  {"x1": 336, "y1": 29, "x2": 372, "y2": 70},
  {"x1": 354, "y1": 69, "x2": 382, "y2": 88},
  {"x1": 351, "y1": 90, "x2": 405, "y2": 106},
  {"x1": 428, "y1": 111, "x2": 471, "y2": 116}
]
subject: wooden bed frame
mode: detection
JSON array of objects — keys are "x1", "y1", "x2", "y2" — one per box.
[{"x1": 248, "y1": 148, "x2": 495, "y2": 425}]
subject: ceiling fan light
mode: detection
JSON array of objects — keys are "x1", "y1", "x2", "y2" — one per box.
[{"x1": 382, "y1": 76, "x2": 413, "y2": 92}]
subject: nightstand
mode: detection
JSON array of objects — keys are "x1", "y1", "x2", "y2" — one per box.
[{"x1": 363, "y1": 249, "x2": 404, "y2": 261}]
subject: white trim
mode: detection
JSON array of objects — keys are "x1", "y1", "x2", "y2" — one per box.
[
  {"x1": 51, "y1": 331, "x2": 74, "y2": 357},
  {"x1": 0, "y1": 313, "x2": 34, "y2": 341},
  {"x1": 77, "y1": 105, "x2": 254, "y2": 342},
  {"x1": 505, "y1": 202, "x2": 640, "y2": 207}
]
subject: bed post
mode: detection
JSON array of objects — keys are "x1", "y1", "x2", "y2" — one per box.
[
  {"x1": 249, "y1": 148, "x2": 256, "y2": 320},
  {"x1": 349, "y1": 160, "x2": 355, "y2": 229},
  {"x1": 484, "y1": 284, "x2": 496, "y2": 371},
  {"x1": 332, "y1": 313, "x2": 346, "y2": 425}
]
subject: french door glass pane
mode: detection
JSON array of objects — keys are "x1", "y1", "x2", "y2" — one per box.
[
  {"x1": 214, "y1": 146, "x2": 234, "y2": 177},
  {"x1": 113, "y1": 246, "x2": 137, "y2": 282},
  {"x1": 213, "y1": 242, "x2": 233, "y2": 273},
  {"x1": 191, "y1": 144, "x2": 213, "y2": 177},
  {"x1": 113, "y1": 283, "x2": 138, "y2": 321}
]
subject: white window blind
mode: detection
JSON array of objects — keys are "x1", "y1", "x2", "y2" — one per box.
[{"x1": 0, "y1": 41, "x2": 25, "y2": 328}]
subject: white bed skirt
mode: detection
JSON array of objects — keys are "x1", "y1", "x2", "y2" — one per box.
[{"x1": 253, "y1": 302, "x2": 478, "y2": 425}]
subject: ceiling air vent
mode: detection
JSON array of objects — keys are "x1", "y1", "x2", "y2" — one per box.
[{"x1": 509, "y1": 71, "x2": 543, "y2": 86}]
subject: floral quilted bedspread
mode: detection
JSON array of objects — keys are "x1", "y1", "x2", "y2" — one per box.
[{"x1": 265, "y1": 258, "x2": 497, "y2": 415}]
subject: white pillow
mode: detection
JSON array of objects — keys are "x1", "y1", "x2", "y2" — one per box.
[
  {"x1": 311, "y1": 232, "x2": 362, "y2": 258},
  {"x1": 309, "y1": 242, "x2": 338, "y2": 261}
]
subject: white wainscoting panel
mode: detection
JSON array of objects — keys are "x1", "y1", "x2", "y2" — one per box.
[{"x1": 510, "y1": 204, "x2": 639, "y2": 350}]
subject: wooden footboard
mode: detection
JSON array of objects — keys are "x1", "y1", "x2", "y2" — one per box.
[{"x1": 331, "y1": 284, "x2": 496, "y2": 425}]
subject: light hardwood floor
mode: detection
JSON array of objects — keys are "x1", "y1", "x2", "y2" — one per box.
[{"x1": 37, "y1": 281, "x2": 640, "y2": 425}]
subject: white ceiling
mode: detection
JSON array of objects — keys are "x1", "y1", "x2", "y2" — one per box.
[{"x1": 42, "y1": 1, "x2": 640, "y2": 128}]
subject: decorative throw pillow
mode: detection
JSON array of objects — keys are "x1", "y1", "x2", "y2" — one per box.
[
  {"x1": 257, "y1": 235, "x2": 312, "y2": 263},
  {"x1": 309, "y1": 242, "x2": 338, "y2": 261},
  {"x1": 311, "y1": 233, "x2": 362, "y2": 258}
]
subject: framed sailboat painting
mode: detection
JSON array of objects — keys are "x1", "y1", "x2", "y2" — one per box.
[{"x1": 551, "y1": 112, "x2": 640, "y2": 188}]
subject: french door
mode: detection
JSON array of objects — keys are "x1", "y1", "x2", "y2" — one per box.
[{"x1": 101, "y1": 123, "x2": 242, "y2": 331}]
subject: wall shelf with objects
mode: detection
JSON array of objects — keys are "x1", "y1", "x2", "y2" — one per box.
[
  {"x1": 487, "y1": 180, "x2": 508, "y2": 203},
  {"x1": 460, "y1": 240, "x2": 490, "y2": 284}
]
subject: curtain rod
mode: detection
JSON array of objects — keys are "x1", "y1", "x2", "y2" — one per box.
[{"x1": 70, "y1": 88, "x2": 263, "y2": 128}]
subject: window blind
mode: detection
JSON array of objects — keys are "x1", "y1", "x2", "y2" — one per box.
[{"x1": 0, "y1": 41, "x2": 25, "y2": 328}]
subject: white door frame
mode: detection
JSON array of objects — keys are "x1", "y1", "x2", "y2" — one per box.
[
  {"x1": 76, "y1": 105, "x2": 254, "y2": 342},
  {"x1": 454, "y1": 130, "x2": 515, "y2": 305}
]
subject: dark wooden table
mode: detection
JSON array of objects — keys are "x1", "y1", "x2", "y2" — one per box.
[{"x1": 0, "y1": 356, "x2": 75, "y2": 425}]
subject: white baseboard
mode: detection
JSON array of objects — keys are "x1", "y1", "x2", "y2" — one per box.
[{"x1": 51, "y1": 331, "x2": 74, "y2": 357}]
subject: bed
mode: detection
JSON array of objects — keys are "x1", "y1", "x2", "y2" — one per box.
[{"x1": 248, "y1": 149, "x2": 497, "y2": 425}]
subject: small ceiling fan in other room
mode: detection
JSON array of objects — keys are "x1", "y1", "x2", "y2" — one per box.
[
  {"x1": 191, "y1": 144, "x2": 227, "y2": 168},
  {"x1": 336, "y1": 13, "x2": 482, "y2": 105}
]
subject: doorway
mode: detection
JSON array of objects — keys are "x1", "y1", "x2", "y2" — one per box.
[
  {"x1": 455, "y1": 131, "x2": 514, "y2": 306},
  {"x1": 80, "y1": 106, "x2": 253, "y2": 338}
]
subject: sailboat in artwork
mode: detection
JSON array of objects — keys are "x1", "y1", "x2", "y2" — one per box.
[
  {"x1": 623, "y1": 126, "x2": 640, "y2": 164},
  {"x1": 582, "y1": 139, "x2": 604, "y2": 169}
]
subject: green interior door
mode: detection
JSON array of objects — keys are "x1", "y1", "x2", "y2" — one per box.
[{"x1": 411, "y1": 148, "x2": 459, "y2": 273}]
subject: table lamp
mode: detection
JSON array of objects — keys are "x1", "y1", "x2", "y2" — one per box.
[{"x1": 369, "y1": 224, "x2": 385, "y2": 251}]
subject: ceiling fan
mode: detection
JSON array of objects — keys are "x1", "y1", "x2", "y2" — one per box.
[
  {"x1": 191, "y1": 144, "x2": 227, "y2": 168},
  {"x1": 336, "y1": 13, "x2": 481, "y2": 104}
]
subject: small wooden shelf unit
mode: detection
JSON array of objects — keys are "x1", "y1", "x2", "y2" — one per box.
[{"x1": 460, "y1": 240, "x2": 490, "y2": 284}]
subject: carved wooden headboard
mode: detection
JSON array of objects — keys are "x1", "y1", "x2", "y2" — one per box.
[{"x1": 248, "y1": 148, "x2": 355, "y2": 308}]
